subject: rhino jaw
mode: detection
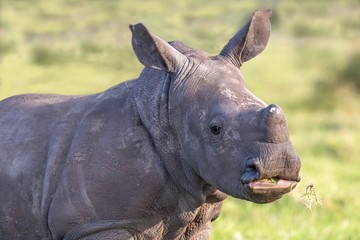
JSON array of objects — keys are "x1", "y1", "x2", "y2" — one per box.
[{"x1": 239, "y1": 177, "x2": 299, "y2": 204}]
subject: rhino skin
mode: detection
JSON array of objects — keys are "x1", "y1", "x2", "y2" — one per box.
[{"x1": 0, "y1": 10, "x2": 301, "y2": 240}]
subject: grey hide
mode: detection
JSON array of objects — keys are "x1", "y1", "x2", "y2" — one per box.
[{"x1": 0, "y1": 10, "x2": 301, "y2": 240}]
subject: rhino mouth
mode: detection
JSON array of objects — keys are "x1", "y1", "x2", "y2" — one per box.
[
  {"x1": 241, "y1": 177, "x2": 298, "y2": 203},
  {"x1": 248, "y1": 178, "x2": 297, "y2": 191},
  {"x1": 240, "y1": 161, "x2": 299, "y2": 193}
]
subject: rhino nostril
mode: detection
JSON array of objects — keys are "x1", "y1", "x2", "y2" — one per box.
[{"x1": 241, "y1": 165, "x2": 260, "y2": 184}]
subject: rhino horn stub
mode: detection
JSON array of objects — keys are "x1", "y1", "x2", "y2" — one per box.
[
  {"x1": 260, "y1": 104, "x2": 289, "y2": 143},
  {"x1": 220, "y1": 9, "x2": 272, "y2": 68},
  {"x1": 129, "y1": 23, "x2": 188, "y2": 73}
]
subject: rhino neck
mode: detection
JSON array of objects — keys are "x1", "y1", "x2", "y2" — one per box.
[{"x1": 132, "y1": 68, "x2": 217, "y2": 207}]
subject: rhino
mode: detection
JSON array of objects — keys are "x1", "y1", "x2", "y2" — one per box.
[{"x1": 0, "y1": 9, "x2": 301, "y2": 239}]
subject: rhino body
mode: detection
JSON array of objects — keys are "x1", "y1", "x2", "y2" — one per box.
[{"x1": 0, "y1": 10, "x2": 301, "y2": 239}]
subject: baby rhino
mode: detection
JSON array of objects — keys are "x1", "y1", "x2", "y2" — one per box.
[{"x1": 0, "y1": 9, "x2": 300, "y2": 239}]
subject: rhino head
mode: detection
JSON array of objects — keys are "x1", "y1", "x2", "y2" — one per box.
[{"x1": 130, "y1": 10, "x2": 301, "y2": 204}]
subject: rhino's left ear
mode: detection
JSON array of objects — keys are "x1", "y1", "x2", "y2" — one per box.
[
  {"x1": 220, "y1": 9, "x2": 272, "y2": 68},
  {"x1": 129, "y1": 23, "x2": 188, "y2": 72}
]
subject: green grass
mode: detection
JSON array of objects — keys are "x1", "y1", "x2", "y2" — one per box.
[{"x1": 1, "y1": 0, "x2": 360, "y2": 239}]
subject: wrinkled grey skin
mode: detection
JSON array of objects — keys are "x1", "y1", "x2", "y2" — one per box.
[{"x1": 0, "y1": 10, "x2": 300, "y2": 240}]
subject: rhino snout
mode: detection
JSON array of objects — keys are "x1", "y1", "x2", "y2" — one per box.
[{"x1": 238, "y1": 141, "x2": 301, "y2": 203}]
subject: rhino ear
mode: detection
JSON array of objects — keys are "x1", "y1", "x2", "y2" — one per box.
[
  {"x1": 220, "y1": 9, "x2": 272, "y2": 68},
  {"x1": 129, "y1": 23, "x2": 188, "y2": 72}
]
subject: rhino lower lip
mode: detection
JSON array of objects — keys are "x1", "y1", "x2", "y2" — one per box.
[{"x1": 248, "y1": 178, "x2": 297, "y2": 191}]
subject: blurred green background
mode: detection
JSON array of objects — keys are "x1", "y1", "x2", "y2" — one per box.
[{"x1": 1, "y1": 0, "x2": 360, "y2": 239}]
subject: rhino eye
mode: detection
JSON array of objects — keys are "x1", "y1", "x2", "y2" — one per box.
[
  {"x1": 209, "y1": 115, "x2": 225, "y2": 142},
  {"x1": 210, "y1": 125, "x2": 222, "y2": 135}
]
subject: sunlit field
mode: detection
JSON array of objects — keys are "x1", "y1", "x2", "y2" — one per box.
[{"x1": 1, "y1": 0, "x2": 359, "y2": 239}]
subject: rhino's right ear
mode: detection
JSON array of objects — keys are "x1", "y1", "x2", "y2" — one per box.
[
  {"x1": 220, "y1": 9, "x2": 272, "y2": 68},
  {"x1": 129, "y1": 23, "x2": 188, "y2": 73}
]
